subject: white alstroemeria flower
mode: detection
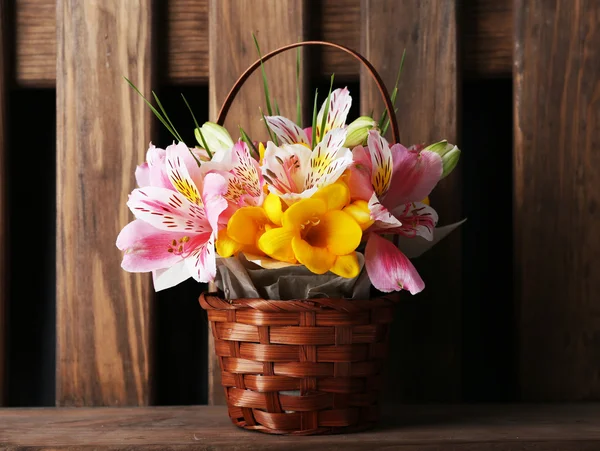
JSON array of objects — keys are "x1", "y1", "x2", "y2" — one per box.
[{"x1": 261, "y1": 128, "x2": 353, "y2": 205}]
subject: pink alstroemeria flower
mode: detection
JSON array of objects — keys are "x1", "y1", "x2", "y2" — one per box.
[
  {"x1": 348, "y1": 130, "x2": 443, "y2": 294},
  {"x1": 117, "y1": 142, "x2": 228, "y2": 291},
  {"x1": 200, "y1": 140, "x2": 265, "y2": 222}
]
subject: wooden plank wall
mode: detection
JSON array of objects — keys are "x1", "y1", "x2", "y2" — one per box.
[
  {"x1": 207, "y1": 0, "x2": 307, "y2": 405},
  {"x1": 0, "y1": 0, "x2": 8, "y2": 406},
  {"x1": 56, "y1": 0, "x2": 155, "y2": 406},
  {"x1": 514, "y1": 0, "x2": 600, "y2": 400},
  {"x1": 361, "y1": 0, "x2": 462, "y2": 402},
  {"x1": 14, "y1": 0, "x2": 512, "y2": 87}
]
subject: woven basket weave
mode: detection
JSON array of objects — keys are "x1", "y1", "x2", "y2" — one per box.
[{"x1": 199, "y1": 293, "x2": 398, "y2": 435}]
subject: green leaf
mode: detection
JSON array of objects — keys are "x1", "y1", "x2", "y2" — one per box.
[
  {"x1": 152, "y1": 91, "x2": 183, "y2": 143},
  {"x1": 239, "y1": 126, "x2": 260, "y2": 159},
  {"x1": 181, "y1": 94, "x2": 208, "y2": 164},
  {"x1": 296, "y1": 47, "x2": 302, "y2": 126},
  {"x1": 124, "y1": 76, "x2": 180, "y2": 142},
  {"x1": 378, "y1": 49, "x2": 406, "y2": 136},
  {"x1": 252, "y1": 33, "x2": 273, "y2": 116},
  {"x1": 260, "y1": 108, "x2": 278, "y2": 146},
  {"x1": 274, "y1": 98, "x2": 281, "y2": 116},
  {"x1": 195, "y1": 127, "x2": 213, "y2": 160},
  {"x1": 311, "y1": 88, "x2": 319, "y2": 150},
  {"x1": 381, "y1": 107, "x2": 399, "y2": 137},
  {"x1": 318, "y1": 74, "x2": 335, "y2": 145}
]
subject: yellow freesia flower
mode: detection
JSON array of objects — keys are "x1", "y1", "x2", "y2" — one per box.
[
  {"x1": 343, "y1": 200, "x2": 375, "y2": 231},
  {"x1": 217, "y1": 206, "x2": 273, "y2": 258},
  {"x1": 257, "y1": 182, "x2": 362, "y2": 278}
]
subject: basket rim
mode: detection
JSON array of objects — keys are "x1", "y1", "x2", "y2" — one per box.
[{"x1": 199, "y1": 292, "x2": 399, "y2": 312}]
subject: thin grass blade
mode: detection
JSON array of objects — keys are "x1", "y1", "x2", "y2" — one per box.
[
  {"x1": 311, "y1": 88, "x2": 319, "y2": 149},
  {"x1": 318, "y1": 74, "x2": 335, "y2": 144},
  {"x1": 296, "y1": 47, "x2": 302, "y2": 126},
  {"x1": 124, "y1": 76, "x2": 179, "y2": 141},
  {"x1": 239, "y1": 126, "x2": 260, "y2": 159},
  {"x1": 252, "y1": 33, "x2": 273, "y2": 116}
]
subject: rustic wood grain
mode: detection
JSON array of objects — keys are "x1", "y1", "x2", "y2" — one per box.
[
  {"x1": 361, "y1": 0, "x2": 462, "y2": 402},
  {"x1": 166, "y1": 0, "x2": 208, "y2": 84},
  {"x1": 15, "y1": 0, "x2": 56, "y2": 87},
  {"x1": 514, "y1": 0, "x2": 600, "y2": 400},
  {"x1": 207, "y1": 0, "x2": 307, "y2": 405},
  {"x1": 14, "y1": 0, "x2": 512, "y2": 86},
  {"x1": 0, "y1": 0, "x2": 8, "y2": 406},
  {"x1": 317, "y1": 0, "x2": 361, "y2": 79},
  {"x1": 56, "y1": 0, "x2": 154, "y2": 406},
  {"x1": 1, "y1": 405, "x2": 600, "y2": 449},
  {"x1": 463, "y1": 0, "x2": 513, "y2": 78}
]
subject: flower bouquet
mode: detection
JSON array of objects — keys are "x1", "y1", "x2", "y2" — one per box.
[{"x1": 117, "y1": 41, "x2": 462, "y2": 435}]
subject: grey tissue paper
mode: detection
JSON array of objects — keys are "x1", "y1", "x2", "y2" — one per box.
[{"x1": 214, "y1": 253, "x2": 371, "y2": 300}]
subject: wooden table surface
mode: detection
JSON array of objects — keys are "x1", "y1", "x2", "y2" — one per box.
[{"x1": 1, "y1": 404, "x2": 600, "y2": 450}]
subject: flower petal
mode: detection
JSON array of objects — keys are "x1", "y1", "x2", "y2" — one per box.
[
  {"x1": 291, "y1": 236, "x2": 336, "y2": 274},
  {"x1": 389, "y1": 202, "x2": 439, "y2": 241},
  {"x1": 152, "y1": 261, "x2": 191, "y2": 291},
  {"x1": 127, "y1": 187, "x2": 210, "y2": 233},
  {"x1": 367, "y1": 192, "x2": 402, "y2": 229},
  {"x1": 383, "y1": 144, "x2": 443, "y2": 209},
  {"x1": 116, "y1": 219, "x2": 186, "y2": 272},
  {"x1": 346, "y1": 145, "x2": 375, "y2": 201},
  {"x1": 258, "y1": 227, "x2": 298, "y2": 263},
  {"x1": 146, "y1": 144, "x2": 172, "y2": 189},
  {"x1": 135, "y1": 163, "x2": 150, "y2": 187},
  {"x1": 330, "y1": 252, "x2": 361, "y2": 278},
  {"x1": 262, "y1": 142, "x2": 312, "y2": 197},
  {"x1": 230, "y1": 140, "x2": 264, "y2": 203},
  {"x1": 304, "y1": 128, "x2": 352, "y2": 190},
  {"x1": 166, "y1": 142, "x2": 204, "y2": 205},
  {"x1": 228, "y1": 206, "x2": 270, "y2": 245},
  {"x1": 307, "y1": 210, "x2": 361, "y2": 256},
  {"x1": 282, "y1": 198, "x2": 327, "y2": 229},
  {"x1": 185, "y1": 234, "x2": 217, "y2": 282},
  {"x1": 216, "y1": 228, "x2": 243, "y2": 258},
  {"x1": 265, "y1": 115, "x2": 310, "y2": 145},
  {"x1": 311, "y1": 180, "x2": 350, "y2": 211},
  {"x1": 367, "y1": 130, "x2": 393, "y2": 198},
  {"x1": 316, "y1": 87, "x2": 352, "y2": 140},
  {"x1": 264, "y1": 192, "x2": 284, "y2": 226},
  {"x1": 201, "y1": 172, "x2": 229, "y2": 233},
  {"x1": 343, "y1": 200, "x2": 375, "y2": 231},
  {"x1": 365, "y1": 233, "x2": 425, "y2": 294}
]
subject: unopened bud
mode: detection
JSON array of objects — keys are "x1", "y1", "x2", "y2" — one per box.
[
  {"x1": 194, "y1": 122, "x2": 234, "y2": 154},
  {"x1": 343, "y1": 116, "x2": 377, "y2": 148},
  {"x1": 424, "y1": 140, "x2": 460, "y2": 178}
]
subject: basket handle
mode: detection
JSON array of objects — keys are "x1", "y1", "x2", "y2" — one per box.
[{"x1": 216, "y1": 40, "x2": 400, "y2": 143}]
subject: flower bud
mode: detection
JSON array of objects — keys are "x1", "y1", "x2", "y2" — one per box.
[
  {"x1": 424, "y1": 140, "x2": 461, "y2": 178},
  {"x1": 343, "y1": 200, "x2": 375, "y2": 231},
  {"x1": 343, "y1": 116, "x2": 377, "y2": 148},
  {"x1": 194, "y1": 122, "x2": 234, "y2": 154}
]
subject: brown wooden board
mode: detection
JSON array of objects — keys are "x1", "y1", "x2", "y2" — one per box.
[
  {"x1": 14, "y1": 0, "x2": 512, "y2": 87},
  {"x1": 463, "y1": 0, "x2": 513, "y2": 78},
  {"x1": 514, "y1": 0, "x2": 600, "y2": 400},
  {"x1": 360, "y1": 0, "x2": 462, "y2": 402},
  {"x1": 2, "y1": 404, "x2": 600, "y2": 449},
  {"x1": 0, "y1": 0, "x2": 8, "y2": 406},
  {"x1": 207, "y1": 0, "x2": 308, "y2": 405},
  {"x1": 55, "y1": 0, "x2": 155, "y2": 406}
]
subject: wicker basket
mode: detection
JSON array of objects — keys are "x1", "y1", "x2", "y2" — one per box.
[
  {"x1": 199, "y1": 293, "x2": 398, "y2": 435},
  {"x1": 201, "y1": 40, "x2": 401, "y2": 435}
]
